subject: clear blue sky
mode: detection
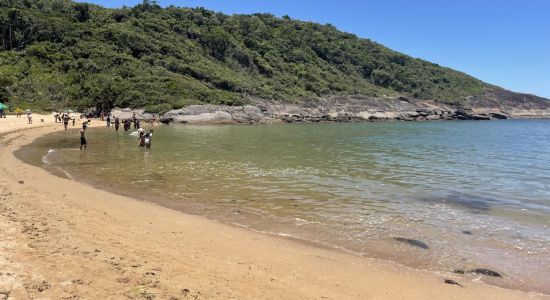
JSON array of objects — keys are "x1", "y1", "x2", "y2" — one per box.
[{"x1": 82, "y1": 0, "x2": 550, "y2": 98}]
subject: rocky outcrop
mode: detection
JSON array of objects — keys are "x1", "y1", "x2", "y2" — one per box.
[
  {"x1": 153, "y1": 88, "x2": 550, "y2": 125},
  {"x1": 468, "y1": 89, "x2": 550, "y2": 119},
  {"x1": 110, "y1": 108, "x2": 154, "y2": 121},
  {"x1": 160, "y1": 105, "x2": 269, "y2": 124}
]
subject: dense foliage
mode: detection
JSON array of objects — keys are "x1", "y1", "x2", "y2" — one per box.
[{"x1": 0, "y1": 0, "x2": 489, "y2": 112}]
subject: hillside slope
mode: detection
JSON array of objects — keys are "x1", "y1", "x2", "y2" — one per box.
[{"x1": 0, "y1": 0, "x2": 548, "y2": 114}]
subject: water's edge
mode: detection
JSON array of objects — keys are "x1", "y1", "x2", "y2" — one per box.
[{"x1": 13, "y1": 122, "x2": 550, "y2": 295}]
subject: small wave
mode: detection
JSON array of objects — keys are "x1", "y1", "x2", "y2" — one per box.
[
  {"x1": 226, "y1": 221, "x2": 365, "y2": 256},
  {"x1": 294, "y1": 217, "x2": 321, "y2": 226},
  {"x1": 56, "y1": 167, "x2": 74, "y2": 180},
  {"x1": 42, "y1": 149, "x2": 55, "y2": 165}
]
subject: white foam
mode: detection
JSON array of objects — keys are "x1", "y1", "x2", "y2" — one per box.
[
  {"x1": 57, "y1": 167, "x2": 74, "y2": 180},
  {"x1": 42, "y1": 149, "x2": 55, "y2": 165}
]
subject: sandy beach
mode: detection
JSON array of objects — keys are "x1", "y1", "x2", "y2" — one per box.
[{"x1": 0, "y1": 115, "x2": 546, "y2": 299}]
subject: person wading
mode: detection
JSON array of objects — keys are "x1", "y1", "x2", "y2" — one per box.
[
  {"x1": 144, "y1": 129, "x2": 153, "y2": 149},
  {"x1": 80, "y1": 125, "x2": 87, "y2": 150},
  {"x1": 63, "y1": 113, "x2": 70, "y2": 130},
  {"x1": 138, "y1": 128, "x2": 145, "y2": 148}
]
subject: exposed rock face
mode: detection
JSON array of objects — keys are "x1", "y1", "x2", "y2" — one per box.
[
  {"x1": 153, "y1": 88, "x2": 550, "y2": 124},
  {"x1": 160, "y1": 105, "x2": 268, "y2": 124},
  {"x1": 110, "y1": 108, "x2": 154, "y2": 121},
  {"x1": 468, "y1": 89, "x2": 550, "y2": 118}
]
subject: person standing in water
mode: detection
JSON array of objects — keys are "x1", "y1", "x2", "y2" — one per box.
[
  {"x1": 106, "y1": 114, "x2": 111, "y2": 128},
  {"x1": 63, "y1": 113, "x2": 70, "y2": 130},
  {"x1": 137, "y1": 128, "x2": 145, "y2": 147},
  {"x1": 144, "y1": 129, "x2": 153, "y2": 149},
  {"x1": 80, "y1": 125, "x2": 87, "y2": 150},
  {"x1": 114, "y1": 117, "x2": 120, "y2": 131}
]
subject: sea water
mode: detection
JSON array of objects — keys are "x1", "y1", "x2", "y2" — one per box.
[{"x1": 16, "y1": 120, "x2": 550, "y2": 293}]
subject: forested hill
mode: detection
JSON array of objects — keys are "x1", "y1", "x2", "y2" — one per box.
[{"x1": 0, "y1": 0, "x2": 544, "y2": 113}]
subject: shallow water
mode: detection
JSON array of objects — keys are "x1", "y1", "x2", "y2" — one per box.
[{"x1": 16, "y1": 120, "x2": 550, "y2": 293}]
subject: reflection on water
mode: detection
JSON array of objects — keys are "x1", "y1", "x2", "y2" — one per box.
[{"x1": 16, "y1": 120, "x2": 550, "y2": 293}]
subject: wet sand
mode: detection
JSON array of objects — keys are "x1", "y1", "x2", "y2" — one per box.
[{"x1": 0, "y1": 115, "x2": 546, "y2": 299}]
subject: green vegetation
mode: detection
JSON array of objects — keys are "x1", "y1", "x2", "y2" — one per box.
[{"x1": 0, "y1": 0, "x2": 489, "y2": 112}]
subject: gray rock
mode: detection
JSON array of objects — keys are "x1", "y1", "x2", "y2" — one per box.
[
  {"x1": 444, "y1": 279, "x2": 463, "y2": 287},
  {"x1": 161, "y1": 105, "x2": 271, "y2": 124},
  {"x1": 124, "y1": 87, "x2": 550, "y2": 125},
  {"x1": 468, "y1": 268, "x2": 503, "y2": 277},
  {"x1": 393, "y1": 237, "x2": 429, "y2": 249},
  {"x1": 110, "y1": 108, "x2": 154, "y2": 121}
]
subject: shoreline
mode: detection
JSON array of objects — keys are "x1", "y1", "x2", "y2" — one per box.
[{"x1": 0, "y1": 117, "x2": 547, "y2": 299}]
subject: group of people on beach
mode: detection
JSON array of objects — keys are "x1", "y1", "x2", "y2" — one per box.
[
  {"x1": 3, "y1": 107, "x2": 33, "y2": 123},
  {"x1": 101, "y1": 111, "x2": 156, "y2": 131},
  {"x1": 78, "y1": 111, "x2": 155, "y2": 150},
  {"x1": 53, "y1": 112, "x2": 76, "y2": 130}
]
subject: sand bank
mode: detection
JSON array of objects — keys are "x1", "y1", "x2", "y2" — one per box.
[{"x1": 0, "y1": 115, "x2": 545, "y2": 299}]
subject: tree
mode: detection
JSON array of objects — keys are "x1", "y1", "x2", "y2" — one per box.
[
  {"x1": 201, "y1": 27, "x2": 233, "y2": 60},
  {"x1": 0, "y1": 0, "x2": 489, "y2": 111},
  {"x1": 74, "y1": 4, "x2": 90, "y2": 22}
]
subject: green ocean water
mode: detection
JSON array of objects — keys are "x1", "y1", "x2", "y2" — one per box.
[{"x1": 16, "y1": 120, "x2": 550, "y2": 293}]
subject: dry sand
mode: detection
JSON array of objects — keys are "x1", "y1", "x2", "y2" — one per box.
[{"x1": 0, "y1": 115, "x2": 546, "y2": 299}]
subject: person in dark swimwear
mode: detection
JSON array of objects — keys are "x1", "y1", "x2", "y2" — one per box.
[
  {"x1": 137, "y1": 128, "x2": 145, "y2": 147},
  {"x1": 80, "y1": 125, "x2": 87, "y2": 150},
  {"x1": 63, "y1": 113, "x2": 70, "y2": 130},
  {"x1": 114, "y1": 117, "x2": 120, "y2": 131},
  {"x1": 106, "y1": 114, "x2": 111, "y2": 128},
  {"x1": 144, "y1": 129, "x2": 153, "y2": 149}
]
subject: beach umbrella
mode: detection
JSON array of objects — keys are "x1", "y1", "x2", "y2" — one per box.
[{"x1": 0, "y1": 103, "x2": 7, "y2": 109}]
